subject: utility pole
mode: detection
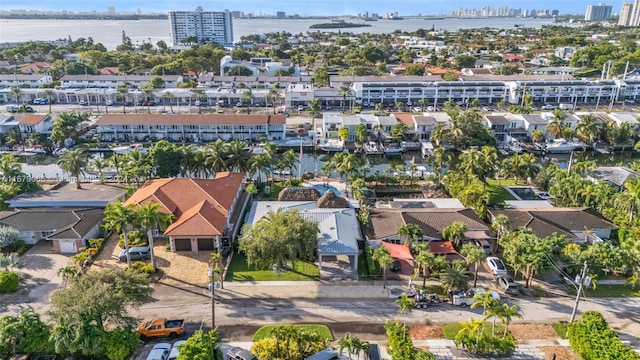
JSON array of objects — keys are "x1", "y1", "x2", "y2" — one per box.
[
  {"x1": 209, "y1": 266, "x2": 216, "y2": 329},
  {"x1": 570, "y1": 260, "x2": 589, "y2": 324}
]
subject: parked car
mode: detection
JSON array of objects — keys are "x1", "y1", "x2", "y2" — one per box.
[
  {"x1": 625, "y1": 99, "x2": 635, "y2": 104},
  {"x1": 391, "y1": 259, "x2": 401, "y2": 272},
  {"x1": 541, "y1": 104, "x2": 556, "y2": 110},
  {"x1": 297, "y1": 105, "x2": 305, "y2": 111},
  {"x1": 118, "y1": 246, "x2": 150, "y2": 262},
  {"x1": 475, "y1": 240, "x2": 492, "y2": 255},
  {"x1": 168, "y1": 340, "x2": 187, "y2": 360},
  {"x1": 486, "y1": 257, "x2": 508, "y2": 276},
  {"x1": 227, "y1": 347, "x2": 257, "y2": 360},
  {"x1": 325, "y1": 105, "x2": 332, "y2": 110},
  {"x1": 236, "y1": 102, "x2": 243, "y2": 107},
  {"x1": 106, "y1": 99, "x2": 114, "y2": 106},
  {"x1": 471, "y1": 287, "x2": 501, "y2": 301},
  {"x1": 78, "y1": 100, "x2": 88, "y2": 106},
  {"x1": 413, "y1": 106, "x2": 422, "y2": 112},
  {"x1": 146, "y1": 343, "x2": 171, "y2": 360},
  {"x1": 138, "y1": 318, "x2": 185, "y2": 340},
  {"x1": 497, "y1": 276, "x2": 520, "y2": 295}
]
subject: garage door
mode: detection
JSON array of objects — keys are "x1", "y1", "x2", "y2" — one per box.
[
  {"x1": 173, "y1": 239, "x2": 192, "y2": 251},
  {"x1": 197, "y1": 238, "x2": 215, "y2": 251},
  {"x1": 59, "y1": 241, "x2": 77, "y2": 253}
]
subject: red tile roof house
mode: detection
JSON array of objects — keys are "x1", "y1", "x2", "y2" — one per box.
[
  {"x1": 124, "y1": 173, "x2": 246, "y2": 252},
  {"x1": 20, "y1": 62, "x2": 51, "y2": 74}
]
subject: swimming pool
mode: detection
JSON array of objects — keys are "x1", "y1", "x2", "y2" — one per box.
[
  {"x1": 508, "y1": 187, "x2": 540, "y2": 200},
  {"x1": 313, "y1": 184, "x2": 341, "y2": 196}
]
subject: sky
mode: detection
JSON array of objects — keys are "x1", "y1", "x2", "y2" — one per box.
[{"x1": 0, "y1": 0, "x2": 615, "y2": 15}]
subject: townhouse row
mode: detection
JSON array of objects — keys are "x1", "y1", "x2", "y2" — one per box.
[{"x1": 5, "y1": 74, "x2": 640, "y2": 109}]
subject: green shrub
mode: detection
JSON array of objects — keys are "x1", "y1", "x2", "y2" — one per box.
[
  {"x1": 568, "y1": 311, "x2": 640, "y2": 360},
  {"x1": 118, "y1": 230, "x2": 147, "y2": 248},
  {"x1": 384, "y1": 321, "x2": 436, "y2": 360},
  {"x1": 131, "y1": 261, "x2": 156, "y2": 274},
  {"x1": 70, "y1": 251, "x2": 92, "y2": 267},
  {"x1": 0, "y1": 270, "x2": 19, "y2": 293}
]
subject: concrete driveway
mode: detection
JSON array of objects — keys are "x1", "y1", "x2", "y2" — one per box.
[{"x1": 0, "y1": 240, "x2": 71, "y2": 316}]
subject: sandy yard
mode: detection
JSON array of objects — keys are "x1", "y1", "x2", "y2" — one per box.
[
  {"x1": 410, "y1": 325, "x2": 445, "y2": 339},
  {"x1": 91, "y1": 233, "x2": 212, "y2": 285},
  {"x1": 508, "y1": 324, "x2": 559, "y2": 340}
]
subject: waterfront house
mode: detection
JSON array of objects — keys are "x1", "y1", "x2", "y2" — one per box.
[
  {"x1": 18, "y1": 114, "x2": 52, "y2": 137},
  {"x1": 587, "y1": 166, "x2": 638, "y2": 191},
  {"x1": 95, "y1": 114, "x2": 286, "y2": 142},
  {"x1": 124, "y1": 173, "x2": 246, "y2": 253}
]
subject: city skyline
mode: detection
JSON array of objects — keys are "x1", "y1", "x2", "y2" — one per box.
[{"x1": 0, "y1": 0, "x2": 609, "y2": 15}]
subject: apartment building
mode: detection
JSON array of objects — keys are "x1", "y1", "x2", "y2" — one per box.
[
  {"x1": 619, "y1": 2, "x2": 634, "y2": 25},
  {"x1": 168, "y1": 7, "x2": 233, "y2": 46},
  {"x1": 95, "y1": 114, "x2": 286, "y2": 142},
  {"x1": 220, "y1": 56, "x2": 301, "y2": 77},
  {"x1": 0, "y1": 74, "x2": 52, "y2": 88},
  {"x1": 585, "y1": 3, "x2": 612, "y2": 21},
  {"x1": 59, "y1": 75, "x2": 184, "y2": 89}
]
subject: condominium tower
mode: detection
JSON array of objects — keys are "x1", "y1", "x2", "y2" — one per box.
[
  {"x1": 619, "y1": 2, "x2": 633, "y2": 25},
  {"x1": 168, "y1": 7, "x2": 233, "y2": 46},
  {"x1": 628, "y1": 0, "x2": 640, "y2": 26},
  {"x1": 585, "y1": 3, "x2": 613, "y2": 20}
]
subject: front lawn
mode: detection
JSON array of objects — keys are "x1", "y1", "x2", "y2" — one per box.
[
  {"x1": 225, "y1": 253, "x2": 320, "y2": 281},
  {"x1": 253, "y1": 324, "x2": 334, "y2": 342},
  {"x1": 486, "y1": 180, "x2": 517, "y2": 205},
  {"x1": 581, "y1": 284, "x2": 640, "y2": 297},
  {"x1": 415, "y1": 284, "x2": 446, "y2": 298}
]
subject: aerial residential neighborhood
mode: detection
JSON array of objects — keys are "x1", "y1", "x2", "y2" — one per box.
[{"x1": 3, "y1": 2, "x2": 640, "y2": 360}]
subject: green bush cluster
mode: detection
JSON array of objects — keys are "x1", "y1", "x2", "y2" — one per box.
[
  {"x1": 70, "y1": 249, "x2": 92, "y2": 267},
  {"x1": 131, "y1": 261, "x2": 156, "y2": 274},
  {"x1": 454, "y1": 331, "x2": 515, "y2": 355},
  {"x1": 384, "y1": 321, "x2": 436, "y2": 360},
  {"x1": 568, "y1": 311, "x2": 640, "y2": 360},
  {"x1": 0, "y1": 270, "x2": 19, "y2": 293},
  {"x1": 118, "y1": 230, "x2": 147, "y2": 248}
]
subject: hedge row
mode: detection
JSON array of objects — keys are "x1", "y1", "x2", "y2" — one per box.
[
  {"x1": 384, "y1": 321, "x2": 436, "y2": 360},
  {"x1": 568, "y1": 311, "x2": 640, "y2": 360}
]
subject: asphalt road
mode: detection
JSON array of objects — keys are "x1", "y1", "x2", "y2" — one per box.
[{"x1": 136, "y1": 282, "x2": 640, "y2": 341}]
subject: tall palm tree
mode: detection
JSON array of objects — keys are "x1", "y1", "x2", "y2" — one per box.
[
  {"x1": 491, "y1": 214, "x2": 510, "y2": 247},
  {"x1": 547, "y1": 110, "x2": 566, "y2": 139},
  {"x1": 279, "y1": 148, "x2": 299, "y2": 178},
  {"x1": 471, "y1": 289, "x2": 499, "y2": 316},
  {"x1": 460, "y1": 242, "x2": 486, "y2": 288},
  {"x1": 397, "y1": 223, "x2": 423, "y2": 249},
  {"x1": 372, "y1": 246, "x2": 393, "y2": 289},
  {"x1": 116, "y1": 85, "x2": 129, "y2": 114},
  {"x1": 57, "y1": 149, "x2": 88, "y2": 189},
  {"x1": 43, "y1": 89, "x2": 56, "y2": 113},
  {"x1": 141, "y1": 87, "x2": 155, "y2": 114},
  {"x1": 414, "y1": 247, "x2": 437, "y2": 288},
  {"x1": 191, "y1": 88, "x2": 206, "y2": 114},
  {"x1": 395, "y1": 293, "x2": 414, "y2": 330},
  {"x1": 226, "y1": 140, "x2": 250, "y2": 173},
  {"x1": 91, "y1": 157, "x2": 107, "y2": 184},
  {"x1": 203, "y1": 139, "x2": 228, "y2": 174},
  {"x1": 442, "y1": 221, "x2": 467, "y2": 248},
  {"x1": 163, "y1": 91, "x2": 174, "y2": 113},
  {"x1": 495, "y1": 303, "x2": 522, "y2": 337},
  {"x1": 0, "y1": 154, "x2": 22, "y2": 179},
  {"x1": 103, "y1": 202, "x2": 137, "y2": 268},
  {"x1": 9, "y1": 86, "x2": 23, "y2": 104},
  {"x1": 308, "y1": 98, "x2": 321, "y2": 134},
  {"x1": 339, "y1": 85, "x2": 353, "y2": 111},
  {"x1": 135, "y1": 202, "x2": 174, "y2": 269},
  {"x1": 576, "y1": 113, "x2": 598, "y2": 151},
  {"x1": 249, "y1": 153, "x2": 271, "y2": 184}
]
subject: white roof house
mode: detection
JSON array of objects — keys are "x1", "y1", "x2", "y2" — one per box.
[{"x1": 246, "y1": 201, "x2": 360, "y2": 279}]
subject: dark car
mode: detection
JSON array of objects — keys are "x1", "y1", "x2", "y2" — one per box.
[{"x1": 391, "y1": 260, "x2": 401, "y2": 272}]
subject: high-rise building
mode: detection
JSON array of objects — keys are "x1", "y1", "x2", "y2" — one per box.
[
  {"x1": 628, "y1": 0, "x2": 640, "y2": 25},
  {"x1": 619, "y1": 2, "x2": 633, "y2": 25},
  {"x1": 276, "y1": 11, "x2": 285, "y2": 18},
  {"x1": 168, "y1": 7, "x2": 233, "y2": 46},
  {"x1": 107, "y1": 6, "x2": 116, "y2": 15},
  {"x1": 585, "y1": 3, "x2": 613, "y2": 20}
]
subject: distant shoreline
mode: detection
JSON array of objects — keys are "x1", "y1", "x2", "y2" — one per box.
[
  {"x1": 0, "y1": 14, "x2": 167, "y2": 20},
  {"x1": 309, "y1": 22, "x2": 372, "y2": 29}
]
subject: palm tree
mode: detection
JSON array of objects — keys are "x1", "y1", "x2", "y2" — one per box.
[
  {"x1": 618, "y1": 179, "x2": 640, "y2": 222},
  {"x1": 442, "y1": 221, "x2": 467, "y2": 249},
  {"x1": 57, "y1": 149, "x2": 88, "y2": 189},
  {"x1": 414, "y1": 247, "x2": 437, "y2": 288},
  {"x1": 547, "y1": 110, "x2": 566, "y2": 139},
  {"x1": 163, "y1": 91, "x2": 174, "y2": 113},
  {"x1": 395, "y1": 293, "x2": 414, "y2": 330},
  {"x1": 576, "y1": 113, "x2": 598, "y2": 152},
  {"x1": 339, "y1": 85, "x2": 353, "y2": 111},
  {"x1": 103, "y1": 202, "x2": 136, "y2": 268},
  {"x1": 440, "y1": 265, "x2": 469, "y2": 292},
  {"x1": 495, "y1": 303, "x2": 522, "y2": 337},
  {"x1": 471, "y1": 289, "x2": 499, "y2": 316},
  {"x1": 460, "y1": 242, "x2": 486, "y2": 288},
  {"x1": 372, "y1": 246, "x2": 393, "y2": 288},
  {"x1": 135, "y1": 202, "x2": 174, "y2": 269},
  {"x1": 0, "y1": 154, "x2": 22, "y2": 179},
  {"x1": 91, "y1": 157, "x2": 107, "y2": 184},
  {"x1": 57, "y1": 265, "x2": 78, "y2": 288},
  {"x1": 491, "y1": 214, "x2": 509, "y2": 248},
  {"x1": 116, "y1": 85, "x2": 129, "y2": 114},
  {"x1": 397, "y1": 223, "x2": 423, "y2": 249},
  {"x1": 226, "y1": 140, "x2": 251, "y2": 173},
  {"x1": 191, "y1": 88, "x2": 206, "y2": 114},
  {"x1": 241, "y1": 89, "x2": 254, "y2": 114},
  {"x1": 308, "y1": 98, "x2": 321, "y2": 135},
  {"x1": 203, "y1": 140, "x2": 228, "y2": 174},
  {"x1": 141, "y1": 87, "x2": 155, "y2": 114},
  {"x1": 43, "y1": 89, "x2": 56, "y2": 113},
  {"x1": 9, "y1": 86, "x2": 23, "y2": 104}
]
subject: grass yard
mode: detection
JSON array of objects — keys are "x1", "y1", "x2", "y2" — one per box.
[
  {"x1": 485, "y1": 180, "x2": 517, "y2": 205},
  {"x1": 225, "y1": 253, "x2": 320, "y2": 281},
  {"x1": 552, "y1": 322, "x2": 569, "y2": 339},
  {"x1": 258, "y1": 182, "x2": 284, "y2": 201},
  {"x1": 253, "y1": 325, "x2": 334, "y2": 342},
  {"x1": 415, "y1": 284, "x2": 446, "y2": 298},
  {"x1": 582, "y1": 284, "x2": 640, "y2": 297},
  {"x1": 442, "y1": 323, "x2": 507, "y2": 340}
]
